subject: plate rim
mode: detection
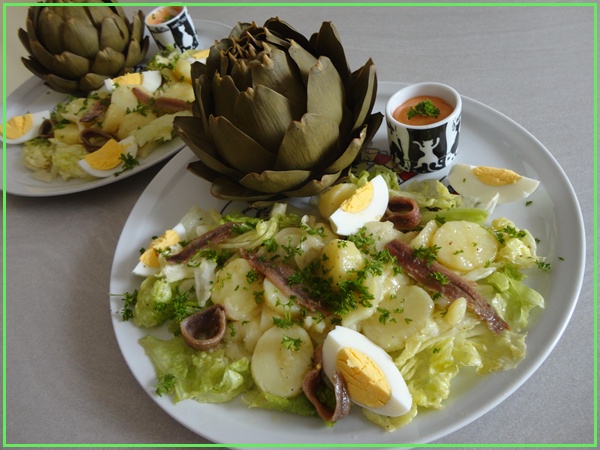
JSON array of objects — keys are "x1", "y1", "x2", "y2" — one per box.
[{"x1": 108, "y1": 80, "x2": 586, "y2": 446}]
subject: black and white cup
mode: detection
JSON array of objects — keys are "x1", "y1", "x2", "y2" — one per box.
[
  {"x1": 385, "y1": 82, "x2": 462, "y2": 174},
  {"x1": 145, "y1": 5, "x2": 199, "y2": 52}
]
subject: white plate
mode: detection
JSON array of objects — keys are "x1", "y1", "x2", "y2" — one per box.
[
  {"x1": 109, "y1": 81, "x2": 585, "y2": 447},
  {"x1": 1, "y1": 19, "x2": 232, "y2": 197}
]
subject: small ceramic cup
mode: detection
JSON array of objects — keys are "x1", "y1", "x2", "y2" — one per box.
[
  {"x1": 145, "y1": 5, "x2": 200, "y2": 52},
  {"x1": 385, "y1": 82, "x2": 462, "y2": 174}
]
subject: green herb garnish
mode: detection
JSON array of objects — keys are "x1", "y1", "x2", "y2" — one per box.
[{"x1": 407, "y1": 99, "x2": 440, "y2": 120}]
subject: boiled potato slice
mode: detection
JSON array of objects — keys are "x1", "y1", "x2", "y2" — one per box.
[{"x1": 251, "y1": 325, "x2": 314, "y2": 398}]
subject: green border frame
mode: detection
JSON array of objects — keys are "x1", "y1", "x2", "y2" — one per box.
[{"x1": 1, "y1": 1, "x2": 598, "y2": 448}]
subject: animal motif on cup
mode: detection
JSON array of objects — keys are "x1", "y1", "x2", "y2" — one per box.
[
  {"x1": 171, "y1": 17, "x2": 198, "y2": 50},
  {"x1": 387, "y1": 116, "x2": 460, "y2": 173}
]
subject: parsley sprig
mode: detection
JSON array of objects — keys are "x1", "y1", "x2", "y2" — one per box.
[{"x1": 407, "y1": 99, "x2": 440, "y2": 120}]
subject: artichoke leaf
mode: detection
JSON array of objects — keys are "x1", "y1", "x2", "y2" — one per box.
[
  {"x1": 28, "y1": 37, "x2": 56, "y2": 72},
  {"x1": 275, "y1": 113, "x2": 339, "y2": 171},
  {"x1": 309, "y1": 22, "x2": 351, "y2": 89},
  {"x1": 79, "y1": 73, "x2": 110, "y2": 92},
  {"x1": 52, "y1": 52, "x2": 91, "y2": 79},
  {"x1": 130, "y1": 11, "x2": 145, "y2": 42},
  {"x1": 211, "y1": 176, "x2": 280, "y2": 202},
  {"x1": 235, "y1": 85, "x2": 303, "y2": 151},
  {"x1": 193, "y1": 73, "x2": 214, "y2": 135},
  {"x1": 209, "y1": 115, "x2": 277, "y2": 173},
  {"x1": 287, "y1": 40, "x2": 318, "y2": 86},
  {"x1": 37, "y1": 10, "x2": 65, "y2": 55},
  {"x1": 250, "y1": 47, "x2": 306, "y2": 107},
  {"x1": 187, "y1": 160, "x2": 220, "y2": 183},
  {"x1": 348, "y1": 59, "x2": 378, "y2": 134},
  {"x1": 174, "y1": 116, "x2": 242, "y2": 179},
  {"x1": 306, "y1": 56, "x2": 345, "y2": 125},
  {"x1": 44, "y1": 72, "x2": 81, "y2": 94},
  {"x1": 86, "y1": 6, "x2": 120, "y2": 27},
  {"x1": 262, "y1": 28, "x2": 292, "y2": 50},
  {"x1": 100, "y1": 16, "x2": 129, "y2": 52},
  {"x1": 283, "y1": 171, "x2": 342, "y2": 198},
  {"x1": 18, "y1": 28, "x2": 32, "y2": 56},
  {"x1": 90, "y1": 47, "x2": 125, "y2": 76},
  {"x1": 323, "y1": 123, "x2": 368, "y2": 174},
  {"x1": 229, "y1": 57, "x2": 253, "y2": 92},
  {"x1": 239, "y1": 169, "x2": 311, "y2": 194},
  {"x1": 123, "y1": 40, "x2": 143, "y2": 68},
  {"x1": 63, "y1": 17, "x2": 100, "y2": 59},
  {"x1": 59, "y1": 5, "x2": 92, "y2": 23},
  {"x1": 264, "y1": 18, "x2": 314, "y2": 53},
  {"x1": 212, "y1": 73, "x2": 239, "y2": 125}
]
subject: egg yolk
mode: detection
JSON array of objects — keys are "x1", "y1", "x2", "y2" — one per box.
[
  {"x1": 339, "y1": 181, "x2": 374, "y2": 214},
  {"x1": 112, "y1": 73, "x2": 143, "y2": 87},
  {"x1": 472, "y1": 166, "x2": 521, "y2": 186},
  {"x1": 139, "y1": 229, "x2": 181, "y2": 268},
  {"x1": 84, "y1": 139, "x2": 125, "y2": 170},
  {"x1": 336, "y1": 347, "x2": 391, "y2": 408},
  {"x1": 1, "y1": 114, "x2": 34, "y2": 139}
]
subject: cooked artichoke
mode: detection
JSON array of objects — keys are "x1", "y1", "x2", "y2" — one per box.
[
  {"x1": 174, "y1": 18, "x2": 383, "y2": 201},
  {"x1": 18, "y1": 0, "x2": 149, "y2": 95}
]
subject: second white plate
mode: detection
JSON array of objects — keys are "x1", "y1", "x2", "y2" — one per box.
[{"x1": 1, "y1": 19, "x2": 232, "y2": 197}]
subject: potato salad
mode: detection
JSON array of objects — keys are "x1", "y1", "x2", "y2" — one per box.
[
  {"x1": 119, "y1": 171, "x2": 547, "y2": 431},
  {"x1": 15, "y1": 47, "x2": 206, "y2": 182}
]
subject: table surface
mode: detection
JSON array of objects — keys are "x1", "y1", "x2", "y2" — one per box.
[{"x1": 2, "y1": 3, "x2": 596, "y2": 448}]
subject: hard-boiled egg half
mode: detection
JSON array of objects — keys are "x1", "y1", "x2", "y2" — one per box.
[
  {"x1": 133, "y1": 223, "x2": 187, "y2": 277},
  {"x1": 322, "y1": 326, "x2": 412, "y2": 417},
  {"x1": 328, "y1": 174, "x2": 390, "y2": 236},
  {"x1": 77, "y1": 136, "x2": 138, "y2": 178},
  {"x1": 449, "y1": 163, "x2": 539, "y2": 204},
  {"x1": 104, "y1": 70, "x2": 162, "y2": 93},
  {"x1": 0, "y1": 110, "x2": 50, "y2": 145}
]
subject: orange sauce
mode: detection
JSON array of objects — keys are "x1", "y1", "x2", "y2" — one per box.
[
  {"x1": 392, "y1": 96, "x2": 454, "y2": 126},
  {"x1": 147, "y1": 6, "x2": 183, "y2": 25}
]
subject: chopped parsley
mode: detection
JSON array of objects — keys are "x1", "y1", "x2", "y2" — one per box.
[{"x1": 282, "y1": 335, "x2": 303, "y2": 352}]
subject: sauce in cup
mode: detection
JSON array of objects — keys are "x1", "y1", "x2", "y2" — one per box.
[
  {"x1": 393, "y1": 96, "x2": 454, "y2": 126},
  {"x1": 146, "y1": 6, "x2": 183, "y2": 25}
]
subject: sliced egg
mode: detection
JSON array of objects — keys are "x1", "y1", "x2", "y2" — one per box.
[
  {"x1": 133, "y1": 223, "x2": 188, "y2": 277},
  {"x1": 448, "y1": 163, "x2": 539, "y2": 204},
  {"x1": 0, "y1": 110, "x2": 50, "y2": 145},
  {"x1": 328, "y1": 174, "x2": 390, "y2": 236},
  {"x1": 104, "y1": 70, "x2": 163, "y2": 93},
  {"x1": 77, "y1": 136, "x2": 138, "y2": 178},
  {"x1": 322, "y1": 326, "x2": 412, "y2": 417}
]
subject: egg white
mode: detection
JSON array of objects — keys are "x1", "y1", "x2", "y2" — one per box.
[
  {"x1": 448, "y1": 163, "x2": 539, "y2": 204},
  {"x1": 77, "y1": 135, "x2": 138, "y2": 178},
  {"x1": 329, "y1": 174, "x2": 390, "y2": 236},
  {"x1": 1, "y1": 110, "x2": 51, "y2": 145},
  {"x1": 104, "y1": 70, "x2": 163, "y2": 93},
  {"x1": 322, "y1": 326, "x2": 412, "y2": 417},
  {"x1": 132, "y1": 223, "x2": 187, "y2": 277}
]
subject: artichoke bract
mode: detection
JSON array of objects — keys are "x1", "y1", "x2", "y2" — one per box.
[
  {"x1": 174, "y1": 18, "x2": 383, "y2": 201},
  {"x1": 19, "y1": 0, "x2": 149, "y2": 95}
]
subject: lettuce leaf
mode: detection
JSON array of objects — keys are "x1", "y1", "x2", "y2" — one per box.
[
  {"x1": 242, "y1": 390, "x2": 318, "y2": 417},
  {"x1": 133, "y1": 276, "x2": 173, "y2": 328},
  {"x1": 139, "y1": 335, "x2": 253, "y2": 403}
]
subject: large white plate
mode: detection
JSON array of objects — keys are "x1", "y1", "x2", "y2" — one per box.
[
  {"x1": 1, "y1": 19, "x2": 232, "y2": 197},
  {"x1": 109, "y1": 81, "x2": 585, "y2": 447}
]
